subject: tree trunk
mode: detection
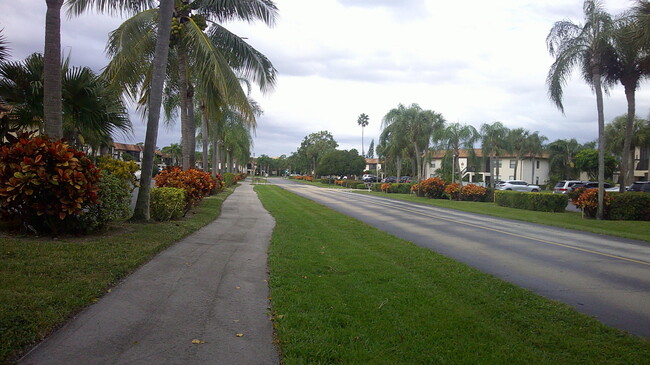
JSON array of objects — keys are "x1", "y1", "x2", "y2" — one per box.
[
  {"x1": 211, "y1": 138, "x2": 219, "y2": 178},
  {"x1": 495, "y1": 156, "x2": 500, "y2": 185},
  {"x1": 621, "y1": 84, "x2": 635, "y2": 192},
  {"x1": 413, "y1": 142, "x2": 422, "y2": 184},
  {"x1": 44, "y1": 0, "x2": 63, "y2": 139},
  {"x1": 200, "y1": 102, "x2": 209, "y2": 171},
  {"x1": 531, "y1": 156, "x2": 536, "y2": 185},
  {"x1": 133, "y1": 0, "x2": 173, "y2": 221},
  {"x1": 187, "y1": 83, "x2": 196, "y2": 168},
  {"x1": 593, "y1": 67, "x2": 606, "y2": 220},
  {"x1": 177, "y1": 44, "x2": 191, "y2": 170}
]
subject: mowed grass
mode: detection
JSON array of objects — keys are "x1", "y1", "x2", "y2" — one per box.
[
  {"x1": 255, "y1": 185, "x2": 650, "y2": 364},
  {"x1": 0, "y1": 186, "x2": 235, "y2": 363}
]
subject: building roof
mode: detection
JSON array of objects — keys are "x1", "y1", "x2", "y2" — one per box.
[
  {"x1": 429, "y1": 149, "x2": 549, "y2": 159},
  {"x1": 365, "y1": 158, "x2": 379, "y2": 164},
  {"x1": 113, "y1": 142, "x2": 143, "y2": 152}
]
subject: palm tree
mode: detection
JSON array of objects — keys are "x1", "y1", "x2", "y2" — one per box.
[
  {"x1": 0, "y1": 28, "x2": 9, "y2": 62},
  {"x1": 604, "y1": 11, "x2": 650, "y2": 191},
  {"x1": 378, "y1": 123, "x2": 408, "y2": 180},
  {"x1": 508, "y1": 128, "x2": 529, "y2": 180},
  {"x1": 67, "y1": 0, "x2": 174, "y2": 221},
  {"x1": 0, "y1": 53, "x2": 132, "y2": 148},
  {"x1": 357, "y1": 113, "x2": 369, "y2": 156},
  {"x1": 162, "y1": 143, "x2": 183, "y2": 166},
  {"x1": 480, "y1": 121, "x2": 508, "y2": 188},
  {"x1": 548, "y1": 138, "x2": 584, "y2": 180},
  {"x1": 546, "y1": 0, "x2": 615, "y2": 219},
  {"x1": 439, "y1": 123, "x2": 479, "y2": 185},
  {"x1": 605, "y1": 114, "x2": 649, "y2": 182},
  {"x1": 382, "y1": 103, "x2": 445, "y2": 185},
  {"x1": 99, "y1": 0, "x2": 276, "y2": 171},
  {"x1": 525, "y1": 131, "x2": 548, "y2": 185},
  {"x1": 43, "y1": 0, "x2": 64, "y2": 139}
]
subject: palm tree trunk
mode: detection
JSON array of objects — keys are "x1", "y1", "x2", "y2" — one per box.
[
  {"x1": 621, "y1": 84, "x2": 635, "y2": 192},
  {"x1": 200, "y1": 102, "x2": 209, "y2": 171},
  {"x1": 44, "y1": 0, "x2": 64, "y2": 139},
  {"x1": 413, "y1": 142, "x2": 422, "y2": 184},
  {"x1": 187, "y1": 83, "x2": 196, "y2": 168},
  {"x1": 133, "y1": 0, "x2": 174, "y2": 221},
  {"x1": 531, "y1": 156, "x2": 536, "y2": 184},
  {"x1": 593, "y1": 67, "x2": 606, "y2": 220},
  {"x1": 177, "y1": 44, "x2": 192, "y2": 170}
]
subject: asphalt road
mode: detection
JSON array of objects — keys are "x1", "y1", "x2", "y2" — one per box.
[{"x1": 270, "y1": 179, "x2": 650, "y2": 338}]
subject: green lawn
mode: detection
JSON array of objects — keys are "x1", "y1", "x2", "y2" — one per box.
[
  {"x1": 0, "y1": 187, "x2": 235, "y2": 363},
  {"x1": 256, "y1": 185, "x2": 650, "y2": 364}
]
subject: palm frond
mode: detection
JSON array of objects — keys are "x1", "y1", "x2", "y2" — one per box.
[
  {"x1": 197, "y1": 0, "x2": 278, "y2": 26},
  {"x1": 65, "y1": 0, "x2": 156, "y2": 17}
]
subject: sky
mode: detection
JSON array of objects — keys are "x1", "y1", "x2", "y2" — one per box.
[{"x1": 1, "y1": 0, "x2": 648, "y2": 158}]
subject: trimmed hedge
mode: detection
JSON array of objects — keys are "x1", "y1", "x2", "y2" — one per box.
[
  {"x1": 608, "y1": 193, "x2": 650, "y2": 221},
  {"x1": 495, "y1": 191, "x2": 568, "y2": 212},
  {"x1": 356, "y1": 183, "x2": 367, "y2": 189},
  {"x1": 150, "y1": 187, "x2": 186, "y2": 221}
]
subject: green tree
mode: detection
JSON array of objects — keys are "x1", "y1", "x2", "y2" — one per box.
[
  {"x1": 297, "y1": 131, "x2": 338, "y2": 177},
  {"x1": 0, "y1": 28, "x2": 9, "y2": 62},
  {"x1": 508, "y1": 128, "x2": 529, "y2": 180},
  {"x1": 480, "y1": 121, "x2": 509, "y2": 188},
  {"x1": 439, "y1": 123, "x2": 479, "y2": 185},
  {"x1": 525, "y1": 131, "x2": 548, "y2": 185},
  {"x1": 161, "y1": 143, "x2": 182, "y2": 166},
  {"x1": 316, "y1": 149, "x2": 365, "y2": 177},
  {"x1": 547, "y1": 0, "x2": 615, "y2": 219},
  {"x1": 0, "y1": 53, "x2": 132, "y2": 149},
  {"x1": 382, "y1": 103, "x2": 445, "y2": 184},
  {"x1": 575, "y1": 148, "x2": 617, "y2": 180},
  {"x1": 377, "y1": 123, "x2": 408, "y2": 179},
  {"x1": 357, "y1": 113, "x2": 369, "y2": 156},
  {"x1": 256, "y1": 154, "x2": 274, "y2": 175},
  {"x1": 548, "y1": 138, "x2": 584, "y2": 181}
]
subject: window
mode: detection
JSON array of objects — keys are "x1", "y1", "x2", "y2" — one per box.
[
  {"x1": 496, "y1": 160, "x2": 502, "y2": 168},
  {"x1": 430, "y1": 162, "x2": 436, "y2": 168},
  {"x1": 509, "y1": 176, "x2": 515, "y2": 180},
  {"x1": 510, "y1": 160, "x2": 517, "y2": 168},
  {"x1": 536, "y1": 160, "x2": 540, "y2": 169}
]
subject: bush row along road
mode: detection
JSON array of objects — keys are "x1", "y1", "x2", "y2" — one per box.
[{"x1": 270, "y1": 179, "x2": 650, "y2": 338}]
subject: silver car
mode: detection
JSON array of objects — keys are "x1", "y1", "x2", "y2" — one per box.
[{"x1": 496, "y1": 180, "x2": 541, "y2": 192}]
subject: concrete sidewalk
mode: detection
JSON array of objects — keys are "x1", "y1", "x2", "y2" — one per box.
[{"x1": 21, "y1": 181, "x2": 279, "y2": 365}]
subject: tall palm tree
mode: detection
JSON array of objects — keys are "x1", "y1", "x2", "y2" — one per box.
[
  {"x1": 357, "y1": 113, "x2": 369, "y2": 156},
  {"x1": 0, "y1": 28, "x2": 9, "y2": 62},
  {"x1": 508, "y1": 128, "x2": 529, "y2": 180},
  {"x1": 67, "y1": 0, "x2": 174, "y2": 221},
  {"x1": 525, "y1": 131, "x2": 548, "y2": 185},
  {"x1": 98, "y1": 0, "x2": 276, "y2": 171},
  {"x1": 378, "y1": 123, "x2": 408, "y2": 180},
  {"x1": 548, "y1": 138, "x2": 584, "y2": 180},
  {"x1": 606, "y1": 10, "x2": 650, "y2": 191},
  {"x1": 480, "y1": 121, "x2": 508, "y2": 188},
  {"x1": 43, "y1": 0, "x2": 64, "y2": 139},
  {"x1": 547, "y1": 0, "x2": 614, "y2": 219},
  {"x1": 382, "y1": 103, "x2": 445, "y2": 184},
  {"x1": 439, "y1": 123, "x2": 479, "y2": 185}
]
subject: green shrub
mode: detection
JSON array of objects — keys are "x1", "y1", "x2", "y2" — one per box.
[
  {"x1": 150, "y1": 187, "x2": 186, "y2": 221},
  {"x1": 97, "y1": 156, "x2": 139, "y2": 189},
  {"x1": 154, "y1": 168, "x2": 217, "y2": 213},
  {"x1": 344, "y1": 180, "x2": 363, "y2": 188},
  {"x1": 77, "y1": 171, "x2": 132, "y2": 231},
  {"x1": 396, "y1": 183, "x2": 413, "y2": 194},
  {"x1": 223, "y1": 172, "x2": 236, "y2": 187},
  {"x1": 356, "y1": 183, "x2": 367, "y2": 189},
  {"x1": 609, "y1": 193, "x2": 650, "y2": 221},
  {"x1": 495, "y1": 191, "x2": 568, "y2": 212}
]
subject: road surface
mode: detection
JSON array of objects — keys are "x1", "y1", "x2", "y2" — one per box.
[{"x1": 270, "y1": 179, "x2": 650, "y2": 338}]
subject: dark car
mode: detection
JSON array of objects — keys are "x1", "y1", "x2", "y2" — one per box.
[
  {"x1": 629, "y1": 181, "x2": 650, "y2": 193},
  {"x1": 572, "y1": 182, "x2": 619, "y2": 192},
  {"x1": 399, "y1": 176, "x2": 412, "y2": 183},
  {"x1": 362, "y1": 174, "x2": 378, "y2": 183},
  {"x1": 382, "y1": 176, "x2": 397, "y2": 183}
]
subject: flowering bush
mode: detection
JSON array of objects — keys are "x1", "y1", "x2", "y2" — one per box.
[
  {"x1": 568, "y1": 187, "x2": 586, "y2": 206},
  {"x1": 381, "y1": 183, "x2": 392, "y2": 193},
  {"x1": 444, "y1": 183, "x2": 461, "y2": 200},
  {"x1": 460, "y1": 184, "x2": 487, "y2": 202},
  {"x1": 154, "y1": 168, "x2": 216, "y2": 213},
  {"x1": 574, "y1": 188, "x2": 612, "y2": 218},
  {"x1": 97, "y1": 156, "x2": 139, "y2": 189},
  {"x1": 419, "y1": 177, "x2": 447, "y2": 199},
  {"x1": 0, "y1": 135, "x2": 100, "y2": 234}
]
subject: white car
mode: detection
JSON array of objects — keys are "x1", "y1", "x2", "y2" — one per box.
[{"x1": 496, "y1": 180, "x2": 541, "y2": 192}]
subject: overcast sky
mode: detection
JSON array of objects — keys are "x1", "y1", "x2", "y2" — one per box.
[{"x1": 1, "y1": 0, "x2": 648, "y2": 157}]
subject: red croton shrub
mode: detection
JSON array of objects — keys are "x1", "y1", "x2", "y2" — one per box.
[
  {"x1": 460, "y1": 184, "x2": 488, "y2": 202},
  {"x1": 154, "y1": 168, "x2": 218, "y2": 212},
  {"x1": 444, "y1": 183, "x2": 461, "y2": 200},
  {"x1": 0, "y1": 135, "x2": 100, "y2": 233},
  {"x1": 574, "y1": 188, "x2": 612, "y2": 218},
  {"x1": 419, "y1": 177, "x2": 447, "y2": 199}
]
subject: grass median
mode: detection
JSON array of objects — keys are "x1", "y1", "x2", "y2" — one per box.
[
  {"x1": 0, "y1": 186, "x2": 235, "y2": 363},
  {"x1": 256, "y1": 184, "x2": 650, "y2": 364}
]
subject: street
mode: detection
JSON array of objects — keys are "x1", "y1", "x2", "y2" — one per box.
[{"x1": 270, "y1": 179, "x2": 650, "y2": 338}]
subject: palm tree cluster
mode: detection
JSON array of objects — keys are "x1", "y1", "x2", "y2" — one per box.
[{"x1": 546, "y1": 0, "x2": 650, "y2": 219}]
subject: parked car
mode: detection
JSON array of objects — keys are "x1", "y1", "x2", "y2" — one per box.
[
  {"x1": 628, "y1": 181, "x2": 650, "y2": 193},
  {"x1": 571, "y1": 182, "x2": 620, "y2": 192},
  {"x1": 399, "y1": 176, "x2": 412, "y2": 183},
  {"x1": 362, "y1": 174, "x2": 377, "y2": 183},
  {"x1": 382, "y1": 176, "x2": 397, "y2": 183},
  {"x1": 553, "y1": 180, "x2": 585, "y2": 194},
  {"x1": 496, "y1": 180, "x2": 541, "y2": 192}
]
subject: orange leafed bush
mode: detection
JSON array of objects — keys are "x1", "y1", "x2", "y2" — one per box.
[
  {"x1": 460, "y1": 184, "x2": 487, "y2": 202},
  {"x1": 574, "y1": 188, "x2": 612, "y2": 218},
  {"x1": 155, "y1": 168, "x2": 218, "y2": 212},
  {"x1": 419, "y1": 177, "x2": 446, "y2": 199},
  {"x1": 444, "y1": 183, "x2": 461, "y2": 200},
  {"x1": 381, "y1": 183, "x2": 392, "y2": 193},
  {"x1": 0, "y1": 134, "x2": 100, "y2": 233}
]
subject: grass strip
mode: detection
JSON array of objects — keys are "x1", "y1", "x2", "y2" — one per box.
[
  {"x1": 352, "y1": 191, "x2": 650, "y2": 242},
  {"x1": 256, "y1": 185, "x2": 650, "y2": 364},
  {"x1": 0, "y1": 186, "x2": 235, "y2": 363}
]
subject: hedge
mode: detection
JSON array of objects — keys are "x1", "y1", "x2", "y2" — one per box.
[
  {"x1": 494, "y1": 191, "x2": 568, "y2": 212},
  {"x1": 608, "y1": 193, "x2": 650, "y2": 221},
  {"x1": 150, "y1": 187, "x2": 186, "y2": 221}
]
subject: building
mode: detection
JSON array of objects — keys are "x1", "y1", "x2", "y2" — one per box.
[
  {"x1": 109, "y1": 142, "x2": 172, "y2": 168},
  {"x1": 364, "y1": 158, "x2": 382, "y2": 172},
  {"x1": 424, "y1": 149, "x2": 551, "y2": 186},
  {"x1": 633, "y1": 145, "x2": 649, "y2": 181}
]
